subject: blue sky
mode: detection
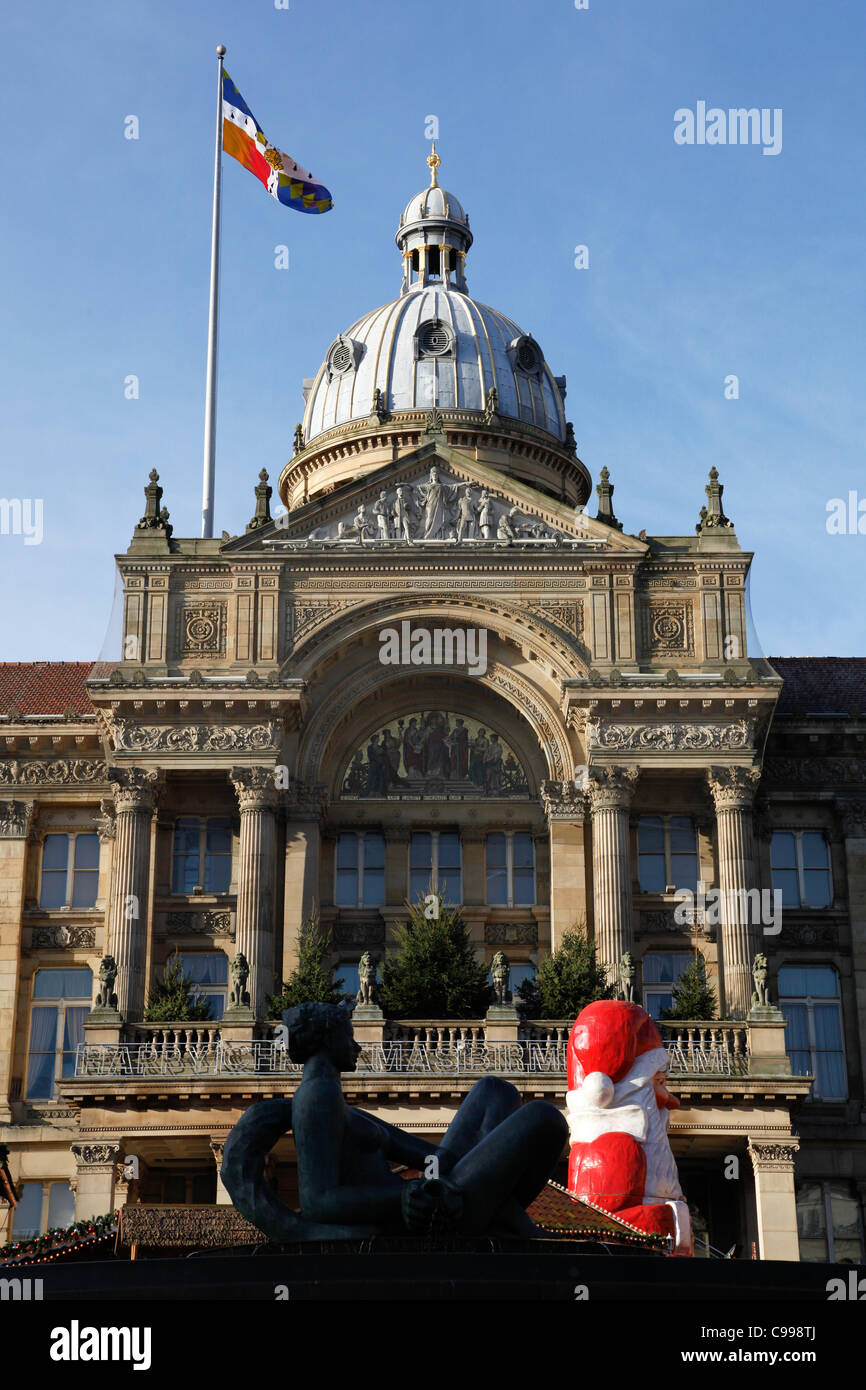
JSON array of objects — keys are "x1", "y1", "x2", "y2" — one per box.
[{"x1": 1, "y1": 0, "x2": 863, "y2": 659}]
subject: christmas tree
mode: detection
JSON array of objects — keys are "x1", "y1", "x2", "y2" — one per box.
[
  {"x1": 518, "y1": 927, "x2": 612, "y2": 1021},
  {"x1": 144, "y1": 951, "x2": 213, "y2": 1022},
  {"x1": 380, "y1": 896, "x2": 492, "y2": 1019},
  {"x1": 662, "y1": 953, "x2": 718, "y2": 1021},
  {"x1": 268, "y1": 911, "x2": 346, "y2": 1017}
]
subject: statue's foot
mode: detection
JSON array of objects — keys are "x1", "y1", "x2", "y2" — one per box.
[{"x1": 401, "y1": 1178, "x2": 463, "y2": 1234}]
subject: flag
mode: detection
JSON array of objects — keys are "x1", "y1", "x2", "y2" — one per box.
[{"x1": 221, "y1": 71, "x2": 333, "y2": 214}]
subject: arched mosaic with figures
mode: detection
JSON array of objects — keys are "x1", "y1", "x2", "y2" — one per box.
[{"x1": 341, "y1": 711, "x2": 531, "y2": 799}]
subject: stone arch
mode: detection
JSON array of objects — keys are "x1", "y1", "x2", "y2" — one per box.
[{"x1": 297, "y1": 660, "x2": 573, "y2": 793}]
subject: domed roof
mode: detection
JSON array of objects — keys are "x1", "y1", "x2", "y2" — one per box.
[
  {"x1": 300, "y1": 147, "x2": 568, "y2": 448},
  {"x1": 303, "y1": 287, "x2": 567, "y2": 443}
]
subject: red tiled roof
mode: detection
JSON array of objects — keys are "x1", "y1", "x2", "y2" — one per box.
[
  {"x1": 769, "y1": 657, "x2": 866, "y2": 717},
  {"x1": 0, "y1": 663, "x2": 96, "y2": 716}
]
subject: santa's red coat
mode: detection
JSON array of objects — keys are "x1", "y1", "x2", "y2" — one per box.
[{"x1": 568, "y1": 1130, "x2": 677, "y2": 1241}]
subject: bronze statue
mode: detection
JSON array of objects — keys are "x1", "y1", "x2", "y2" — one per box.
[{"x1": 222, "y1": 1001, "x2": 567, "y2": 1240}]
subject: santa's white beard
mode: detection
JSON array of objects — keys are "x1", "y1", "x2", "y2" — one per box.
[{"x1": 637, "y1": 1088, "x2": 683, "y2": 1203}]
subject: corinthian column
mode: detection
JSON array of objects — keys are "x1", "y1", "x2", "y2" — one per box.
[
  {"x1": 230, "y1": 767, "x2": 279, "y2": 1019},
  {"x1": 106, "y1": 768, "x2": 161, "y2": 1021},
  {"x1": 707, "y1": 765, "x2": 762, "y2": 1019},
  {"x1": 587, "y1": 766, "x2": 639, "y2": 983}
]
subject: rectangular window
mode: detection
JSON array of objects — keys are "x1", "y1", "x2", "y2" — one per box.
[
  {"x1": 637, "y1": 817, "x2": 698, "y2": 894},
  {"x1": 771, "y1": 831, "x2": 832, "y2": 908},
  {"x1": 39, "y1": 832, "x2": 100, "y2": 910},
  {"x1": 11, "y1": 1180, "x2": 76, "y2": 1238},
  {"x1": 641, "y1": 951, "x2": 694, "y2": 1021},
  {"x1": 172, "y1": 817, "x2": 232, "y2": 895},
  {"x1": 779, "y1": 965, "x2": 846, "y2": 1100},
  {"x1": 26, "y1": 968, "x2": 93, "y2": 1099},
  {"x1": 797, "y1": 1181, "x2": 865, "y2": 1263},
  {"x1": 409, "y1": 831, "x2": 462, "y2": 906},
  {"x1": 335, "y1": 832, "x2": 385, "y2": 907},
  {"x1": 179, "y1": 952, "x2": 228, "y2": 1020},
  {"x1": 485, "y1": 833, "x2": 535, "y2": 907}
]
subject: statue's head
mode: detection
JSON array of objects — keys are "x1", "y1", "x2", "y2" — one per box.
[{"x1": 283, "y1": 999, "x2": 359, "y2": 1071}]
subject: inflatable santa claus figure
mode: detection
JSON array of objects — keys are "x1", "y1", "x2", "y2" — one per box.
[{"x1": 566, "y1": 999, "x2": 693, "y2": 1256}]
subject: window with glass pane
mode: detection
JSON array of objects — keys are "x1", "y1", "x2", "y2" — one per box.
[
  {"x1": 409, "y1": 832, "x2": 433, "y2": 902},
  {"x1": 801, "y1": 832, "x2": 831, "y2": 907},
  {"x1": 771, "y1": 831, "x2": 831, "y2": 908},
  {"x1": 12, "y1": 1183, "x2": 43, "y2": 1239},
  {"x1": 779, "y1": 966, "x2": 846, "y2": 1099},
  {"x1": 437, "y1": 832, "x2": 462, "y2": 905},
  {"x1": 668, "y1": 818, "x2": 698, "y2": 892},
  {"x1": 796, "y1": 1181, "x2": 829, "y2": 1261},
  {"x1": 27, "y1": 968, "x2": 93, "y2": 1099},
  {"x1": 638, "y1": 817, "x2": 697, "y2": 893},
  {"x1": 47, "y1": 1181, "x2": 75, "y2": 1231},
  {"x1": 340, "y1": 962, "x2": 361, "y2": 1001},
  {"x1": 205, "y1": 818, "x2": 232, "y2": 893},
  {"x1": 172, "y1": 817, "x2": 202, "y2": 894},
  {"x1": 69, "y1": 833, "x2": 99, "y2": 907},
  {"x1": 336, "y1": 833, "x2": 359, "y2": 906},
  {"x1": 40, "y1": 834, "x2": 69, "y2": 908},
  {"x1": 797, "y1": 1181, "x2": 865, "y2": 1263},
  {"x1": 642, "y1": 952, "x2": 694, "y2": 1021},
  {"x1": 486, "y1": 834, "x2": 508, "y2": 906},
  {"x1": 362, "y1": 833, "x2": 385, "y2": 906},
  {"x1": 180, "y1": 953, "x2": 228, "y2": 1020},
  {"x1": 638, "y1": 818, "x2": 665, "y2": 893},
  {"x1": 513, "y1": 834, "x2": 535, "y2": 905}
]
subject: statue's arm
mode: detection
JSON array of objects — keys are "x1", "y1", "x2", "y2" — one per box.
[
  {"x1": 359, "y1": 1112, "x2": 456, "y2": 1175},
  {"x1": 293, "y1": 1084, "x2": 405, "y2": 1225}
]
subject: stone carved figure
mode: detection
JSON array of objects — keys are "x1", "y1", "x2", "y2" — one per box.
[
  {"x1": 372, "y1": 490, "x2": 390, "y2": 539},
  {"x1": 230, "y1": 952, "x2": 250, "y2": 1009},
  {"x1": 95, "y1": 955, "x2": 118, "y2": 1011},
  {"x1": 392, "y1": 486, "x2": 413, "y2": 543},
  {"x1": 491, "y1": 951, "x2": 510, "y2": 1007},
  {"x1": 222, "y1": 1001, "x2": 567, "y2": 1241},
  {"x1": 415, "y1": 467, "x2": 455, "y2": 539},
  {"x1": 751, "y1": 952, "x2": 769, "y2": 1009},
  {"x1": 456, "y1": 485, "x2": 476, "y2": 542},
  {"x1": 357, "y1": 951, "x2": 377, "y2": 1006},
  {"x1": 566, "y1": 1001, "x2": 693, "y2": 1256},
  {"x1": 619, "y1": 952, "x2": 635, "y2": 1003}
]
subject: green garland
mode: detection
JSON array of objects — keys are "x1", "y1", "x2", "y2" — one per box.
[{"x1": 0, "y1": 1210, "x2": 118, "y2": 1265}]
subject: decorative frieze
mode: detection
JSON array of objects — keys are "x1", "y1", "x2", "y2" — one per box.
[
  {"x1": 0, "y1": 759, "x2": 105, "y2": 786},
  {"x1": 763, "y1": 757, "x2": 866, "y2": 785},
  {"x1": 333, "y1": 921, "x2": 386, "y2": 947},
  {"x1": 113, "y1": 721, "x2": 281, "y2": 754},
  {"x1": 778, "y1": 921, "x2": 839, "y2": 947},
  {"x1": 484, "y1": 922, "x2": 538, "y2": 945},
  {"x1": 163, "y1": 910, "x2": 235, "y2": 937},
  {"x1": 588, "y1": 720, "x2": 755, "y2": 754},
  {"x1": 837, "y1": 799, "x2": 866, "y2": 838},
  {"x1": 31, "y1": 924, "x2": 97, "y2": 949},
  {"x1": 71, "y1": 1143, "x2": 122, "y2": 1167},
  {"x1": 530, "y1": 602, "x2": 585, "y2": 641}
]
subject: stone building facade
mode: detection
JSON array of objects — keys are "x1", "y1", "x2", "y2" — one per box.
[{"x1": 1, "y1": 155, "x2": 864, "y2": 1262}]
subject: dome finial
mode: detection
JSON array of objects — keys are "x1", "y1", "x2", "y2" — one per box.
[{"x1": 427, "y1": 141, "x2": 441, "y2": 188}]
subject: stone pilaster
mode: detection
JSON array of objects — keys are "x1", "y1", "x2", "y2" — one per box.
[
  {"x1": 210, "y1": 1139, "x2": 231, "y2": 1206},
  {"x1": 105, "y1": 768, "x2": 160, "y2": 1022},
  {"x1": 230, "y1": 767, "x2": 279, "y2": 1019},
  {"x1": 71, "y1": 1143, "x2": 122, "y2": 1222},
  {"x1": 586, "y1": 767, "x2": 639, "y2": 981},
  {"x1": 0, "y1": 800, "x2": 34, "y2": 1122},
  {"x1": 747, "y1": 1139, "x2": 800, "y2": 1262},
  {"x1": 707, "y1": 765, "x2": 761, "y2": 1020},
  {"x1": 540, "y1": 781, "x2": 589, "y2": 952}
]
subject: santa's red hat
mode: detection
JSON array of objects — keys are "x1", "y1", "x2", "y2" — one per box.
[{"x1": 567, "y1": 1000, "x2": 668, "y2": 1098}]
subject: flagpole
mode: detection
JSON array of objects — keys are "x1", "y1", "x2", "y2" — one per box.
[{"x1": 201, "y1": 44, "x2": 226, "y2": 539}]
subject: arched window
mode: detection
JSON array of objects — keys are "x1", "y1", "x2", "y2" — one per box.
[{"x1": 779, "y1": 965, "x2": 846, "y2": 1100}]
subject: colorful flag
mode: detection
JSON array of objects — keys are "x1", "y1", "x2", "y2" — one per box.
[{"x1": 221, "y1": 71, "x2": 333, "y2": 214}]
